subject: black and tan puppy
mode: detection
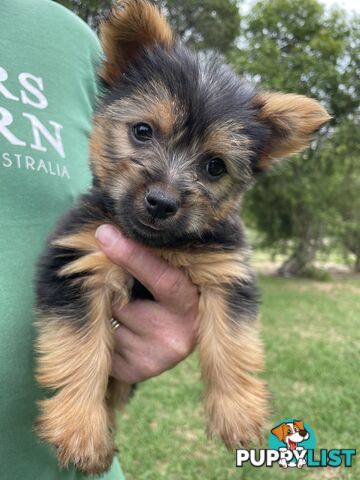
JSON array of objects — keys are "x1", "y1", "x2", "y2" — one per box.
[{"x1": 34, "y1": 0, "x2": 330, "y2": 475}]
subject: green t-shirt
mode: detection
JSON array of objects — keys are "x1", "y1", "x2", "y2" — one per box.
[{"x1": 0, "y1": 1, "x2": 124, "y2": 478}]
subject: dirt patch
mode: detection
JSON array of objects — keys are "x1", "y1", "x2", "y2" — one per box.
[
  {"x1": 285, "y1": 281, "x2": 360, "y2": 295},
  {"x1": 306, "y1": 467, "x2": 348, "y2": 479},
  {"x1": 253, "y1": 260, "x2": 280, "y2": 275},
  {"x1": 294, "y1": 325, "x2": 346, "y2": 344},
  {"x1": 253, "y1": 259, "x2": 354, "y2": 278}
]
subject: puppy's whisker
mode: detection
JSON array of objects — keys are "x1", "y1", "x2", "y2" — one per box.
[
  {"x1": 194, "y1": 179, "x2": 215, "y2": 201},
  {"x1": 128, "y1": 156, "x2": 146, "y2": 167}
]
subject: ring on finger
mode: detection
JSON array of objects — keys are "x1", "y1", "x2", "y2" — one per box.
[{"x1": 110, "y1": 317, "x2": 121, "y2": 330}]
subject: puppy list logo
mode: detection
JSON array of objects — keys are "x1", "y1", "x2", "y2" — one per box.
[{"x1": 236, "y1": 418, "x2": 356, "y2": 469}]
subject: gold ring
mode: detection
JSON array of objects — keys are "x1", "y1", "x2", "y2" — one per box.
[{"x1": 110, "y1": 317, "x2": 121, "y2": 330}]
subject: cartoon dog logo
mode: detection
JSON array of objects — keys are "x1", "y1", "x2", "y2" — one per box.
[{"x1": 271, "y1": 420, "x2": 309, "y2": 468}]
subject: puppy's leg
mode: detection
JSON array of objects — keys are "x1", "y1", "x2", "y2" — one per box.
[
  {"x1": 197, "y1": 276, "x2": 268, "y2": 448},
  {"x1": 107, "y1": 376, "x2": 133, "y2": 412},
  {"x1": 35, "y1": 253, "x2": 130, "y2": 475}
]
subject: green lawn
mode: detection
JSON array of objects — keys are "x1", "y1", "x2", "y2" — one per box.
[{"x1": 116, "y1": 275, "x2": 360, "y2": 479}]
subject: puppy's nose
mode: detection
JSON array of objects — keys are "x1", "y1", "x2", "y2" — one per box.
[
  {"x1": 144, "y1": 189, "x2": 179, "y2": 219},
  {"x1": 299, "y1": 430, "x2": 307, "y2": 437}
]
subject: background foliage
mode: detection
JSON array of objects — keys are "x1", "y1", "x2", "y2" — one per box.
[
  {"x1": 232, "y1": 0, "x2": 360, "y2": 276},
  {"x1": 55, "y1": 0, "x2": 360, "y2": 275}
]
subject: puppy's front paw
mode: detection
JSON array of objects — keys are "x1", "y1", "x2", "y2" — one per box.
[
  {"x1": 36, "y1": 397, "x2": 115, "y2": 475},
  {"x1": 297, "y1": 458, "x2": 306, "y2": 469},
  {"x1": 206, "y1": 377, "x2": 268, "y2": 448},
  {"x1": 56, "y1": 430, "x2": 115, "y2": 476}
]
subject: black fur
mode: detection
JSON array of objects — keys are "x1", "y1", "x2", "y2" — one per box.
[
  {"x1": 226, "y1": 275, "x2": 260, "y2": 322},
  {"x1": 36, "y1": 190, "x2": 111, "y2": 325}
]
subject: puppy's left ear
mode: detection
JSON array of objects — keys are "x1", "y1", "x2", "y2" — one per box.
[
  {"x1": 253, "y1": 92, "x2": 331, "y2": 170},
  {"x1": 99, "y1": 0, "x2": 174, "y2": 86},
  {"x1": 271, "y1": 423, "x2": 287, "y2": 442}
]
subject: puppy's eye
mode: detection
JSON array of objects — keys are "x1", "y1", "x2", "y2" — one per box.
[
  {"x1": 132, "y1": 123, "x2": 153, "y2": 142},
  {"x1": 206, "y1": 158, "x2": 227, "y2": 179}
]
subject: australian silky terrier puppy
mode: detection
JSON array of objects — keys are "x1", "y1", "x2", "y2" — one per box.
[{"x1": 34, "y1": 0, "x2": 330, "y2": 475}]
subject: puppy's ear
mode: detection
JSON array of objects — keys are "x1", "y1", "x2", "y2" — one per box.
[
  {"x1": 253, "y1": 92, "x2": 331, "y2": 170},
  {"x1": 99, "y1": 0, "x2": 174, "y2": 86},
  {"x1": 271, "y1": 423, "x2": 287, "y2": 442},
  {"x1": 294, "y1": 420, "x2": 305, "y2": 431}
]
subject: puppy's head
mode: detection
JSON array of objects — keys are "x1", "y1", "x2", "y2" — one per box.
[
  {"x1": 271, "y1": 421, "x2": 309, "y2": 447},
  {"x1": 90, "y1": 0, "x2": 330, "y2": 248}
]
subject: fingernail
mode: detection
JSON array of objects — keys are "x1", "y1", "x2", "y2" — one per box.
[{"x1": 95, "y1": 225, "x2": 121, "y2": 247}]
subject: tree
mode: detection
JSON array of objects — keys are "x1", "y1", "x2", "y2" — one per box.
[
  {"x1": 230, "y1": 0, "x2": 360, "y2": 276},
  {"x1": 55, "y1": 0, "x2": 112, "y2": 29},
  {"x1": 322, "y1": 119, "x2": 360, "y2": 272},
  {"x1": 55, "y1": 0, "x2": 241, "y2": 53},
  {"x1": 155, "y1": 0, "x2": 240, "y2": 53}
]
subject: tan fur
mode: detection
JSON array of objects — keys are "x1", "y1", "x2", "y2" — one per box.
[
  {"x1": 100, "y1": 0, "x2": 174, "y2": 85},
  {"x1": 37, "y1": 223, "x2": 268, "y2": 468},
  {"x1": 108, "y1": 84, "x2": 178, "y2": 134},
  {"x1": 254, "y1": 92, "x2": 331, "y2": 167},
  {"x1": 52, "y1": 225, "x2": 101, "y2": 252},
  {"x1": 35, "y1": 318, "x2": 114, "y2": 473},
  {"x1": 167, "y1": 250, "x2": 268, "y2": 447},
  {"x1": 164, "y1": 248, "x2": 268, "y2": 446},
  {"x1": 202, "y1": 123, "x2": 252, "y2": 165},
  {"x1": 89, "y1": 120, "x2": 109, "y2": 182},
  {"x1": 58, "y1": 251, "x2": 111, "y2": 277},
  {"x1": 198, "y1": 290, "x2": 267, "y2": 447},
  {"x1": 90, "y1": 119, "x2": 141, "y2": 194},
  {"x1": 160, "y1": 248, "x2": 251, "y2": 285},
  {"x1": 89, "y1": 118, "x2": 143, "y2": 188},
  {"x1": 35, "y1": 254, "x2": 131, "y2": 475}
]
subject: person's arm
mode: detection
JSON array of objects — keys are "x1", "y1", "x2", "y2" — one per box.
[{"x1": 95, "y1": 224, "x2": 199, "y2": 383}]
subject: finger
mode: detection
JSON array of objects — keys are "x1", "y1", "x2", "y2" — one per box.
[
  {"x1": 111, "y1": 350, "x2": 160, "y2": 384},
  {"x1": 96, "y1": 224, "x2": 197, "y2": 310},
  {"x1": 112, "y1": 323, "x2": 140, "y2": 354},
  {"x1": 111, "y1": 351, "x2": 140, "y2": 383},
  {"x1": 112, "y1": 299, "x2": 164, "y2": 335}
]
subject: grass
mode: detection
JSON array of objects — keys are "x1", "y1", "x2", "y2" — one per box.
[{"x1": 116, "y1": 274, "x2": 360, "y2": 479}]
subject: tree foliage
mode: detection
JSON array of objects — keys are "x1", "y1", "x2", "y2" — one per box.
[
  {"x1": 231, "y1": 0, "x2": 360, "y2": 275},
  {"x1": 155, "y1": 0, "x2": 240, "y2": 53},
  {"x1": 55, "y1": 0, "x2": 241, "y2": 52},
  {"x1": 321, "y1": 119, "x2": 360, "y2": 271},
  {"x1": 56, "y1": 0, "x2": 111, "y2": 29}
]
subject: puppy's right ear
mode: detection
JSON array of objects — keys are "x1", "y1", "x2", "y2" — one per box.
[{"x1": 99, "y1": 0, "x2": 174, "y2": 86}]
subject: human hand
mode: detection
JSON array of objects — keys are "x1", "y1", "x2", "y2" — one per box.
[{"x1": 95, "y1": 225, "x2": 199, "y2": 383}]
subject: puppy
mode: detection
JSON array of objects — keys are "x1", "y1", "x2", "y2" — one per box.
[
  {"x1": 271, "y1": 421, "x2": 309, "y2": 468},
  {"x1": 34, "y1": 0, "x2": 330, "y2": 475},
  {"x1": 271, "y1": 421, "x2": 309, "y2": 451}
]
